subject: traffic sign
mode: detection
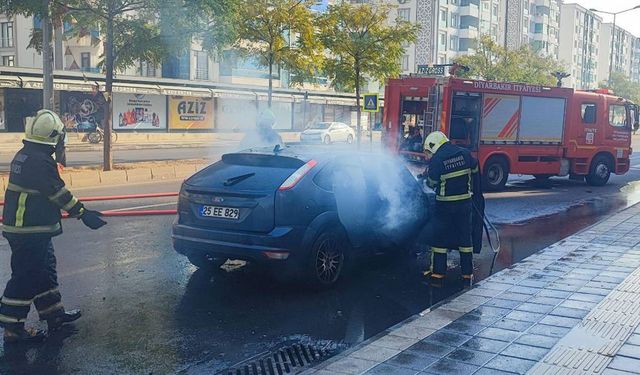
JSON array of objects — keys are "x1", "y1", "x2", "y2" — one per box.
[{"x1": 363, "y1": 93, "x2": 379, "y2": 112}]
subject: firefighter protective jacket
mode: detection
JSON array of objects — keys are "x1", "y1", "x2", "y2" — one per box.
[
  {"x1": 2, "y1": 142, "x2": 84, "y2": 236},
  {"x1": 426, "y1": 142, "x2": 479, "y2": 202}
]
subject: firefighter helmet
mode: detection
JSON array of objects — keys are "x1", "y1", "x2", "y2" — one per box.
[
  {"x1": 424, "y1": 131, "x2": 449, "y2": 154},
  {"x1": 257, "y1": 109, "x2": 276, "y2": 128},
  {"x1": 24, "y1": 110, "x2": 65, "y2": 146}
]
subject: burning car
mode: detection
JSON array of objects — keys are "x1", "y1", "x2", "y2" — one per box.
[{"x1": 172, "y1": 147, "x2": 432, "y2": 287}]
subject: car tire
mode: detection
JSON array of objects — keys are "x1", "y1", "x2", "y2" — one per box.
[
  {"x1": 306, "y1": 227, "x2": 347, "y2": 288},
  {"x1": 586, "y1": 155, "x2": 612, "y2": 186},
  {"x1": 323, "y1": 135, "x2": 331, "y2": 145},
  {"x1": 483, "y1": 156, "x2": 509, "y2": 191},
  {"x1": 347, "y1": 134, "x2": 354, "y2": 144},
  {"x1": 186, "y1": 252, "x2": 227, "y2": 271}
]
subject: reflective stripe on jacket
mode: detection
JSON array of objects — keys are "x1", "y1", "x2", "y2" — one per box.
[{"x1": 426, "y1": 142, "x2": 479, "y2": 202}]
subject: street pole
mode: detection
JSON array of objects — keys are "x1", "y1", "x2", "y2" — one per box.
[{"x1": 42, "y1": 0, "x2": 53, "y2": 110}]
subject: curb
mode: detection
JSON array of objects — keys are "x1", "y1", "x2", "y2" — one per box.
[{"x1": 0, "y1": 163, "x2": 210, "y2": 195}]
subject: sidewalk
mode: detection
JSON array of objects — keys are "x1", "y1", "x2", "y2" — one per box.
[{"x1": 303, "y1": 204, "x2": 640, "y2": 375}]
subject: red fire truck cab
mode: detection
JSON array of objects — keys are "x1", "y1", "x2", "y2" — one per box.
[{"x1": 383, "y1": 77, "x2": 639, "y2": 191}]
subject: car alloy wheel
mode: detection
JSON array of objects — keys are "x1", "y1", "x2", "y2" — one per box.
[{"x1": 312, "y1": 231, "x2": 345, "y2": 286}]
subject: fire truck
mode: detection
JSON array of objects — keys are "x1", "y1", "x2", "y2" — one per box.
[{"x1": 383, "y1": 76, "x2": 639, "y2": 191}]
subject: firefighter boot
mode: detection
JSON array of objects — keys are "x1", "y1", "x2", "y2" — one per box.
[
  {"x1": 424, "y1": 248, "x2": 447, "y2": 286},
  {"x1": 3, "y1": 324, "x2": 47, "y2": 344},
  {"x1": 460, "y1": 249, "x2": 474, "y2": 288},
  {"x1": 47, "y1": 309, "x2": 81, "y2": 331}
]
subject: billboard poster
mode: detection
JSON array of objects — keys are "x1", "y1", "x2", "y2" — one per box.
[
  {"x1": 113, "y1": 93, "x2": 167, "y2": 130},
  {"x1": 60, "y1": 91, "x2": 106, "y2": 132},
  {"x1": 216, "y1": 98, "x2": 258, "y2": 131},
  {"x1": 168, "y1": 96, "x2": 214, "y2": 130}
]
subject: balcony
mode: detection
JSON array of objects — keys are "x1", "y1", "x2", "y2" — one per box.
[
  {"x1": 459, "y1": 3, "x2": 479, "y2": 18},
  {"x1": 458, "y1": 26, "x2": 478, "y2": 39},
  {"x1": 535, "y1": 0, "x2": 550, "y2": 6}
]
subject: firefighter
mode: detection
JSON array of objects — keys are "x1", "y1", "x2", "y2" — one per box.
[
  {"x1": 422, "y1": 131, "x2": 479, "y2": 285},
  {"x1": 239, "y1": 109, "x2": 284, "y2": 149},
  {"x1": 0, "y1": 110, "x2": 107, "y2": 343}
]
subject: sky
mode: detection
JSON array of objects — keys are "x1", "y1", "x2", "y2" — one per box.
[{"x1": 571, "y1": 0, "x2": 640, "y2": 36}]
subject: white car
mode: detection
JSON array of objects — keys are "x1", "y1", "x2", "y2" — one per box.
[{"x1": 300, "y1": 122, "x2": 356, "y2": 144}]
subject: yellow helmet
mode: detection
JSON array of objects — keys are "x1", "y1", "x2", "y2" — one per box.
[
  {"x1": 24, "y1": 110, "x2": 65, "y2": 146},
  {"x1": 257, "y1": 109, "x2": 276, "y2": 128},
  {"x1": 424, "y1": 131, "x2": 449, "y2": 154}
]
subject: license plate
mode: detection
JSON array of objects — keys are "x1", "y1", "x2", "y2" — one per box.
[{"x1": 200, "y1": 205, "x2": 240, "y2": 220}]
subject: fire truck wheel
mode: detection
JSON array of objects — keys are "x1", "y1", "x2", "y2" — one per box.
[
  {"x1": 586, "y1": 155, "x2": 612, "y2": 186},
  {"x1": 483, "y1": 156, "x2": 509, "y2": 191}
]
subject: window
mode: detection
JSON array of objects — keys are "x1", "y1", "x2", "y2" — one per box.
[
  {"x1": 1, "y1": 55, "x2": 14, "y2": 66},
  {"x1": 398, "y1": 8, "x2": 410, "y2": 22},
  {"x1": 140, "y1": 61, "x2": 156, "y2": 77},
  {"x1": 0, "y1": 22, "x2": 13, "y2": 48},
  {"x1": 440, "y1": 9, "x2": 447, "y2": 27},
  {"x1": 581, "y1": 103, "x2": 597, "y2": 124},
  {"x1": 451, "y1": 14, "x2": 459, "y2": 28},
  {"x1": 493, "y1": 4, "x2": 498, "y2": 16},
  {"x1": 450, "y1": 36, "x2": 459, "y2": 50},
  {"x1": 195, "y1": 50, "x2": 209, "y2": 80},
  {"x1": 609, "y1": 105, "x2": 627, "y2": 127},
  {"x1": 80, "y1": 52, "x2": 91, "y2": 70},
  {"x1": 439, "y1": 32, "x2": 447, "y2": 47},
  {"x1": 401, "y1": 55, "x2": 409, "y2": 71}
]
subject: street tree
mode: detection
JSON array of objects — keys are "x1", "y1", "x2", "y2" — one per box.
[
  {"x1": 600, "y1": 72, "x2": 640, "y2": 103},
  {"x1": 319, "y1": 2, "x2": 418, "y2": 146},
  {"x1": 455, "y1": 35, "x2": 565, "y2": 86},
  {"x1": 61, "y1": 0, "x2": 233, "y2": 171},
  {"x1": 226, "y1": 0, "x2": 323, "y2": 107}
]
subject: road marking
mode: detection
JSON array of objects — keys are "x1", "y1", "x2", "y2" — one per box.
[{"x1": 109, "y1": 202, "x2": 176, "y2": 212}]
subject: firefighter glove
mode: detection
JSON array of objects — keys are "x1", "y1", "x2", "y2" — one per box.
[{"x1": 80, "y1": 209, "x2": 107, "y2": 230}]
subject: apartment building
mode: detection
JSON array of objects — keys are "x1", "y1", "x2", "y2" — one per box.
[
  {"x1": 504, "y1": 0, "x2": 560, "y2": 59},
  {"x1": 632, "y1": 38, "x2": 640, "y2": 83},
  {"x1": 598, "y1": 23, "x2": 635, "y2": 84},
  {"x1": 558, "y1": 3, "x2": 601, "y2": 89}
]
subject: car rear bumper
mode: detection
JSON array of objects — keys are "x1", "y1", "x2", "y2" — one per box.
[{"x1": 172, "y1": 222, "x2": 307, "y2": 263}]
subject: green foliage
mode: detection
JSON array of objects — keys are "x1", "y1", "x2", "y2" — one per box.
[
  {"x1": 600, "y1": 72, "x2": 640, "y2": 103},
  {"x1": 226, "y1": 0, "x2": 323, "y2": 104},
  {"x1": 318, "y1": 2, "x2": 418, "y2": 92},
  {"x1": 455, "y1": 35, "x2": 565, "y2": 86}
]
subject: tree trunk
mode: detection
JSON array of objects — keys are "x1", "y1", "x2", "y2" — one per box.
[
  {"x1": 54, "y1": 24, "x2": 63, "y2": 70},
  {"x1": 42, "y1": 0, "x2": 53, "y2": 110},
  {"x1": 355, "y1": 64, "x2": 361, "y2": 148},
  {"x1": 268, "y1": 56, "x2": 273, "y2": 108},
  {"x1": 103, "y1": 15, "x2": 114, "y2": 171}
]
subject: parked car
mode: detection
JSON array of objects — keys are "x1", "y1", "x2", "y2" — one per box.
[
  {"x1": 172, "y1": 147, "x2": 433, "y2": 287},
  {"x1": 300, "y1": 122, "x2": 355, "y2": 144}
]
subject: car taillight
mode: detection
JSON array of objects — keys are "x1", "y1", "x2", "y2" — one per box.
[{"x1": 279, "y1": 160, "x2": 318, "y2": 191}]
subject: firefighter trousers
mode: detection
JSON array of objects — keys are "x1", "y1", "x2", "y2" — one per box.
[
  {"x1": 430, "y1": 200, "x2": 473, "y2": 278},
  {"x1": 0, "y1": 236, "x2": 64, "y2": 328}
]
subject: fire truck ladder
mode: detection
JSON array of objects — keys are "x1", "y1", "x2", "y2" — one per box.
[{"x1": 422, "y1": 83, "x2": 441, "y2": 136}]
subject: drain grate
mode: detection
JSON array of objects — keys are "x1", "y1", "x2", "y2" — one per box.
[{"x1": 217, "y1": 343, "x2": 336, "y2": 375}]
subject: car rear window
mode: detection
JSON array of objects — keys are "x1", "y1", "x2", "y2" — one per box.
[{"x1": 222, "y1": 153, "x2": 305, "y2": 169}]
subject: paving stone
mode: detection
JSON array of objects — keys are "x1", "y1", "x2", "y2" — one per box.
[
  {"x1": 364, "y1": 363, "x2": 420, "y2": 375},
  {"x1": 518, "y1": 279, "x2": 549, "y2": 288},
  {"x1": 470, "y1": 306, "x2": 512, "y2": 318},
  {"x1": 441, "y1": 322, "x2": 485, "y2": 336},
  {"x1": 626, "y1": 334, "x2": 640, "y2": 346},
  {"x1": 423, "y1": 330, "x2": 472, "y2": 347},
  {"x1": 559, "y1": 299, "x2": 598, "y2": 311},
  {"x1": 476, "y1": 327, "x2": 521, "y2": 343},
  {"x1": 350, "y1": 345, "x2": 402, "y2": 362},
  {"x1": 504, "y1": 310, "x2": 545, "y2": 323},
  {"x1": 536, "y1": 289, "x2": 572, "y2": 299},
  {"x1": 546, "y1": 282, "x2": 584, "y2": 292},
  {"x1": 584, "y1": 280, "x2": 622, "y2": 290},
  {"x1": 515, "y1": 334, "x2": 560, "y2": 349},
  {"x1": 372, "y1": 335, "x2": 420, "y2": 351},
  {"x1": 385, "y1": 351, "x2": 439, "y2": 371},
  {"x1": 496, "y1": 292, "x2": 532, "y2": 302},
  {"x1": 473, "y1": 368, "x2": 517, "y2": 375},
  {"x1": 456, "y1": 312, "x2": 502, "y2": 326},
  {"x1": 617, "y1": 344, "x2": 640, "y2": 360},
  {"x1": 506, "y1": 286, "x2": 541, "y2": 296},
  {"x1": 528, "y1": 296, "x2": 565, "y2": 306},
  {"x1": 576, "y1": 286, "x2": 615, "y2": 296},
  {"x1": 527, "y1": 323, "x2": 571, "y2": 338},
  {"x1": 538, "y1": 315, "x2": 582, "y2": 328},
  {"x1": 491, "y1": 319, "x2": 535, "y2": 332},
  {"x1": 548, "y1": 306, "x2": 589, "y2": 319},
  {"x1": 461, "y1": 337, "x2": 510, "y2": 354},
  {"x1": 608, "y1": 355, "x2": 640, "y2": 373},
  {"x1": 446, "y1": 348, "x2": 496, "y2": 366},
  {"x1": 602, "y1": 369, "x2": 638, "y2": 375},
  {"x1": 483, "y1": 298, "x2": 522, "y2": 310},
  {"x1": 324, "y1": 357, "x2": 378, "y2": 374},
  {"x1": 484, "y1": 354, "x2": 537, "y2": 374},
  {"x1": 422, "y1": 358, "x2": 479, "y2": 375},
  {"x1": 515, "y1": 303, "x2": 555, "y2": 314},
  {"x1": 408, "y1": 341, "x2": 456, "y2": 357},
  {"x1": 500, "y1": 343, "x2": 549, "y2": 361}
]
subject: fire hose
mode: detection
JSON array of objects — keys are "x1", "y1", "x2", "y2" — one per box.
[{"x1": 0, "y1": 192, "x2": 179, "y2": 223}]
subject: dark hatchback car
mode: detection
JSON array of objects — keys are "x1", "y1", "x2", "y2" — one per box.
[{"x1": 172, "y1": 147, "x2": 432, "y2": 287}]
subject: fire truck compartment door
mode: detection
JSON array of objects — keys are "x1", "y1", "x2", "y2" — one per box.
[
  {"x1": 519, "y1": 96, "x2": 566, "y2": 144},
  {"x1": 480, "y1": 94, "x2": 519, "y2": 143}
]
